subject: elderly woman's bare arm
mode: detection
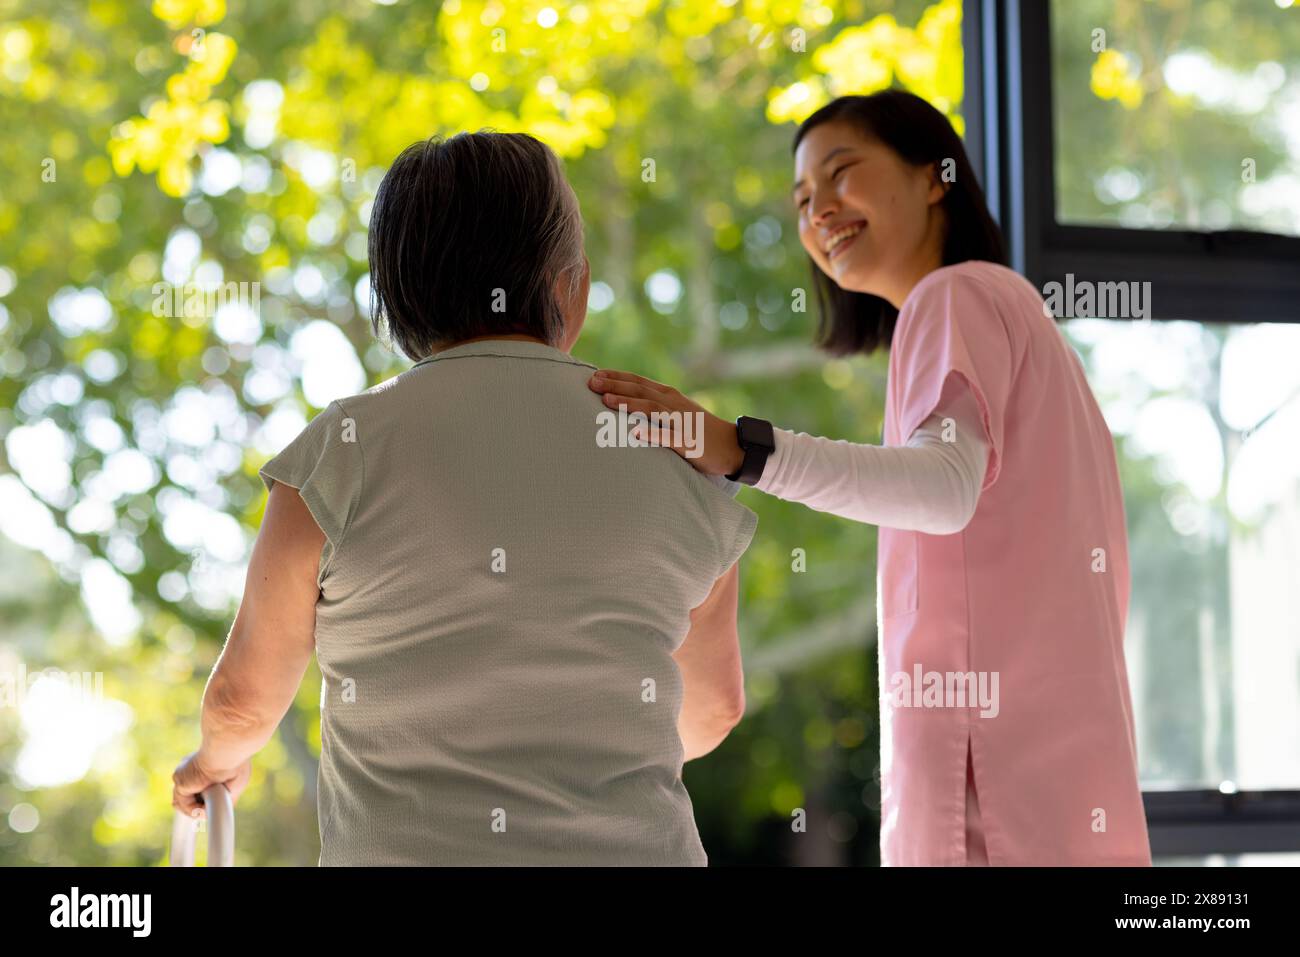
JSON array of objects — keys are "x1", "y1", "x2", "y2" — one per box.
[
  {"x1": 672, "y1": 561, "x2": 746, "y2": 762},
  {"x1": 172, "y1": 480, "x2": 322, "y2": 816}
]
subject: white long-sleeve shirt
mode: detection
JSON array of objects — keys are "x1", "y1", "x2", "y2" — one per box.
[{"x1": 752, "y1": 381, "x2": 989, "y2": 535}]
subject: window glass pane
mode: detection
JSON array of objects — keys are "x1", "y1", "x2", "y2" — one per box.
[
  {"x1": 1051, "y1": 0, "x2": 1300, "y2": 236},
  {"x1": 1064, "y1": 319, "x2": 1300, "y2": 790}
]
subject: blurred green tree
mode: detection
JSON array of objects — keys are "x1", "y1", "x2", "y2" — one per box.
[{"x1": 6, "y1": 0, "x2": 1286, "y2": 866}]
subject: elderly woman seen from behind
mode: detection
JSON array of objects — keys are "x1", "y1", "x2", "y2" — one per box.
[{"x1": 171, "y1": 131, "x2": 758, "y2": 865}]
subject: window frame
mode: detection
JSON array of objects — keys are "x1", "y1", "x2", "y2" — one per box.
[
  {"x1": 963, "y1": 0, "x2": 1300, "y2": 859},
  {"x1": 967, "y1": 0, "x2": 1300, "y2": 325}
]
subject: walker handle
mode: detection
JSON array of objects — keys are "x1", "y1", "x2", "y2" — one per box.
[{"x1": 169, "y1": 783, "x2": 234, "y2": 866}]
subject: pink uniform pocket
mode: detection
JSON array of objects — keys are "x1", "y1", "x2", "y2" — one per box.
[{"x1": 877, "y1": 527, "x2": 919, "y2": 619}]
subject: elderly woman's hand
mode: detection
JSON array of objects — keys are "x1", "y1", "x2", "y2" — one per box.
[
  {"x1": 172, "y1": 751, "x2": 251, "y2": 820},
  {"x1": 587, "y1": 369, "x2": 744, "y2": 477}
]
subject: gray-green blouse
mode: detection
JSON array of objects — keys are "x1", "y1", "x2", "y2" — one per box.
[{"x1": 258, "y1": 338, "x2": 757, "y2": 865}]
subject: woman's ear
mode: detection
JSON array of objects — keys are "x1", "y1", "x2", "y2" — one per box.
[
  {"x1": 926, "y1": 160, "x2": 952, "y2": 205},
  {"x1": 555, "y1": 256, "x2": 590, "y2": 321},
  {"x1": 555, "y1": 257, "x2": 590, "y2": 351},
  {"x1": 577, "y1": 255, "x2": 591, "y2": 305}
]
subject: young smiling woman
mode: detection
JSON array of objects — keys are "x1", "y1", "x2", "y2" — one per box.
[{"x1": 587, "y1": 90, "x2": 1152, "y2": 866}]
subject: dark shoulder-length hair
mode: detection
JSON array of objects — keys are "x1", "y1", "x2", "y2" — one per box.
[{"x1": 792, "y1": 90, "x2": 1006, "y2": 357}]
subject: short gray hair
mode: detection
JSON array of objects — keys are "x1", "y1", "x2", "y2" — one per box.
[{"x1": 368, "y1": 130, "x2": 587, "y2": 360}]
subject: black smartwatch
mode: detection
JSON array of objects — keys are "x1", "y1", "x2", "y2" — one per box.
[{"x1": 724, "y1": 416, "x2": 776, "y2": 486}]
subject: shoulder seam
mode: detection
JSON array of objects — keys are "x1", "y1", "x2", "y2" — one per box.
[
  {"x1": 895, "y1": 264, "x2": 1027, "y2": 413},
  {"x1": 326, "y1": 397, "x2": 363, "y2": 573}
]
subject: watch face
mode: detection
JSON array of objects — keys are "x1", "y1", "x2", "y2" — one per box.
[{"x1": 738, "y1": 416, "x2": 775, "y2": 452}]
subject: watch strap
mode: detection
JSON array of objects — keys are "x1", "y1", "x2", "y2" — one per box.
[{"x1": 725, "y1": 416, "x2": 775, "y2": 485}]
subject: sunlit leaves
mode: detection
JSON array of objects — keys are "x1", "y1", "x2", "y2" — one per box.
[
  {"x1": 151, "y1": 0, "x2": 227, "y2": 30},
  {"x1": 898, "y1": 0, "x2": 962, "y2": 117},
  {"x1": 812, "y1": 14, "x2": 899, "y2": 94},
  {"x1": 0, "y1": 0, "x2": 958, "y2": 866},
  {"x1": 768, "y1": 77, "x2": 829, "y2": 122},
  {"x1": 109, "y1": 31, "x2": 236, "y2": 196},
  {"x1": 766, "y1": 0, "x2": 963, "y2": 131},
  {"x1": 1090, "y1": 48, "x2": 1144, "y2": 109},
  {"x1": 0, "y1": 20, "x2": 60, "y2": 102}
]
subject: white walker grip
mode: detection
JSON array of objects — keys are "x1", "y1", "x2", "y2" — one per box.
[{"x1": 170, "y1": 783, "x2": 234, "y2": 866}]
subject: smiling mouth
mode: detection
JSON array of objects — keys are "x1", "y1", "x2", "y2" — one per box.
[{"x1": 825, "y1": 221, "x2": 866, "y2": 260}]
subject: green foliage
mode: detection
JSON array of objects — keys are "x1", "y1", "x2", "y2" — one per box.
[
  {"x1": 1, "y1": 0, "x2": 964, "y2": 866},
  {"x1": 7, "y1": 0, "x2": 1272, "y2": 865}
]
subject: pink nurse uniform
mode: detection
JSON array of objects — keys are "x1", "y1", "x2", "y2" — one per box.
[{"x1": 877, "y1": 260, "x2": 1151, "y2": 866}]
